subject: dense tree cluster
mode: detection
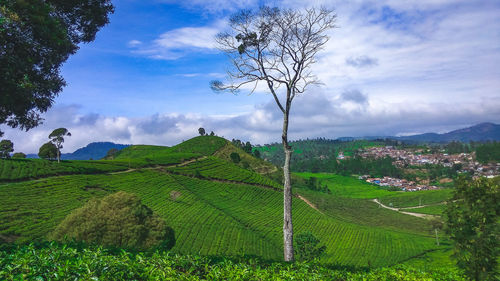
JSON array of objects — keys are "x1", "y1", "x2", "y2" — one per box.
[{"x1": 475, "y1": 141, "x2": 500, "y2": 163}]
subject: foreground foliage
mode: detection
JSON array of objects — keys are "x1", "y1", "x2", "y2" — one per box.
[
  {"x1": 445, "y1": 176, "x2": 499, "y2": 281},
  {"x1": 0, "y1": 243, "x2": 466, "y2": 281}
]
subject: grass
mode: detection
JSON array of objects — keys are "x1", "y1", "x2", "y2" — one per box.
[
  {"x1": 0, "y1": 158, "x2": 129, "y2": 182},
  {"x1": 401, "y1": 204, "x2": 447, "y2": 216},
  {"x1": 166, "y1": 156, "x2": 281, "y2": 188},
  {"x1": 114, "y1": 145, "x2": 200, "y2": 165},
  {"x1": 295, "y1": 188, "x2": 434, "y2": 236},
  {"x1": 378, "y1": 189, "x2": 453, "y2": 208},
  {"x1": 171, "y1": 136, "x2": 228, "y2": 155}
]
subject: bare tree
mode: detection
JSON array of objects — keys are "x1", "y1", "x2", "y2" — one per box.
[{"x1": 212, "y1": 6, "x2": 336, "y2": 261}]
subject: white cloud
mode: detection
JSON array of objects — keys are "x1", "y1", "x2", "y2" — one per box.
[
  {"x1": 3, "y1": 92, "x2": 499, "y2": 154},
  {"x1": 132, "y1": 20, "x2": 226, "y2": 60},
  {"x1": 127, "y1": 40, "x2": 142, "y2": 48}
]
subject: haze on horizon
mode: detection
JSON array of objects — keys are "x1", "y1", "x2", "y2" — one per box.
[{"x1": 2, "y1": 0, "x2": 499, "y2": 154}]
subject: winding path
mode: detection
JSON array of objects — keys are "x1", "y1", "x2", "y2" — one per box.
[{"x1": 371, "y1": 199, "x2": 439, "y2": 219}]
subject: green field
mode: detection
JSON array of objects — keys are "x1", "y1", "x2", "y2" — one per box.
[
  {"x1": 295, "y1": 172, "x2": 392, "y2": 198},
  {"x1": 0, "y1": 169, "x2": 439, "y2": 267},
  {"x1": 401, "y1": 204, "x2": 447, "y2": 216},
  {"x1": 378, "y1": 189, "x2": 453, "y2": 208},
  {"x1": 166, "y1": 156, "x2": 281, "y2": 188},
  {"x1": 0, "y1": 136, "x2": 455, "y2": 269}
]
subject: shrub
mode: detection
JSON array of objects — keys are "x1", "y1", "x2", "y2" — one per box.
[
  {"x1": 230, "y1": 152, "x2": 241, "y2": 164},
  {"x1": 50, "y1": 191, "x2": 175, "y2": 251},
  {"x1": 294, "y1": 231, "x2": 326, "y2": 261}
]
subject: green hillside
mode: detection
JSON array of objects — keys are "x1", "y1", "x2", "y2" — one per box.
[
  {"x1": 0, "y1": 136, "x2": 447, "y2": 268},
  {"x1": 0, "y1": 158, "x2": 129, "y2": 182}
]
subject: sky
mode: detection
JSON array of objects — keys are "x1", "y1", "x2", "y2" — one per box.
[{"x1": 2, "y1": 0, "x2": 500, "y2": 153}]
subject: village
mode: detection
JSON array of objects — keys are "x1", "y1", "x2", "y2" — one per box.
[{"x1": 355, "y1": 146, "x2": 499, "y2": 191}]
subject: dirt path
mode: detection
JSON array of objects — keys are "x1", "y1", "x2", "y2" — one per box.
[
  {"x1": 297, "y1": 195, "x2": 324, "y2": 215},
  {"x1": 371, "y1": 199, "x2": 439, "y2": 219}
]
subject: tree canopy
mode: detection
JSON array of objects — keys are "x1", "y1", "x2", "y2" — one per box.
[
  {"x1": 38, "y1": 142, "x2": 57, "y2": 160},
  {"x1": 0, "y1": 0, "x2": 114, "y2": 136},
  {"x1": 49, "y1": 127, "x2": 71, "y2": 162}
]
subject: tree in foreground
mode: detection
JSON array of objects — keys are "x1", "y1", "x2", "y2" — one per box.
[
  {"x1": 38, "y1": 142, "x2": 58, "y2": 160},
  {"x1": 51, "y1": 191, "x2": 175, "y2": 251},
  {"x1": 212, "y1": 6, "x2": 336, "y2": 261},
  {"x1": 0, "y1": 0, "x2": 114, "y2": 137},
  {"x1": 445, "y1": 176, "x2": 499, "y2": 281},
  {"x1": 49, "y1": 128, "x2": 71, "y2": 162},
  {"x1": 0, "y1": 139, "x2": 14, "y2": 158}
]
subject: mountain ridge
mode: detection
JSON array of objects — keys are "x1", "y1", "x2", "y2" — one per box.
[{"x1": 27, "y1": 142, "x2": 129, "y2": 160}]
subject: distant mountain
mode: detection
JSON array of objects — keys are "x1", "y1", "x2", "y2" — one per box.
[
  {"x1": 27, "y1": 142, "x2": 129, "y2": 160},
  {"x1": 396, "y1": 122, "x2": 500, "y2": 143}
]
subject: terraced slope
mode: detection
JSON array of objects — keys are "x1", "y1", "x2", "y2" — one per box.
[
  {"x1": 0, "y1": 168, "x2": 437, "y2": 267},
  {"x1": 171, "y1": 136, "x2": 228, "y2": 155},
  {"x1": 0, "y1": 158, "x2": 129, "y2": 182},
  {"x1": 114, "y1": 145, "x2": 200, "y2": 165},
  {"x1": 0, "y1": 136, "x2": 445, "y2": 268},
  {"x1": 166, "y1": 156, "x2": 281, "y2": 189}
]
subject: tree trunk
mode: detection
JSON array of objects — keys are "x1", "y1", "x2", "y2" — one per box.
[
  {"x1": 57, "y1": 148, "x2": 60, "y2": 163},
  {"x1": 434, "y1": 228, "x2": 439, "y2": 246},
  {"x1": 282, "y1": 104, "x2": 294, "y2": 262}
]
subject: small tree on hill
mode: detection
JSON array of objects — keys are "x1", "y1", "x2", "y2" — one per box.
[
  {"x1": 198, "y1": 127, "x2": 206, "y2": 136},
  {"x1": 445, "y1": 176, "x2": 499, "y2": 281},
  {"x1": 0, "y1": 139, "x2": 14, "y2": 158},
  {"x1": 230, "y1": 152, "x2": 241, "y2": 164},
  {"x1": 38, "y1": 142, "x2": 58, "y2": 160},
  {"x1": 49, "y1": 128, "x2": 71, "y2": 162},
  {"x1": 50, "y1": 191, "x2": 175, "y2": 251}
]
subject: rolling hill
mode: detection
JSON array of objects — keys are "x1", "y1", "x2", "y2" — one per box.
[{"x1": 0, "y1": 135, "x2": 448, "y2": 268}]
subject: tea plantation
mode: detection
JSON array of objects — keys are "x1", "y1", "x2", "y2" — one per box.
[{"x1": 0, "y1": 136, "x2": 463, "y2": 279}]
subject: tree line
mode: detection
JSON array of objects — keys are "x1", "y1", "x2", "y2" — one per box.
[{"x1": 0, "y1": 128, "x2": 71, "y2": 162}]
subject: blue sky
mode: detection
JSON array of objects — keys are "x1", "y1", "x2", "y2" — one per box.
[{"x1": 3, "y1": 0, "x2": 500, "y2": 153}]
